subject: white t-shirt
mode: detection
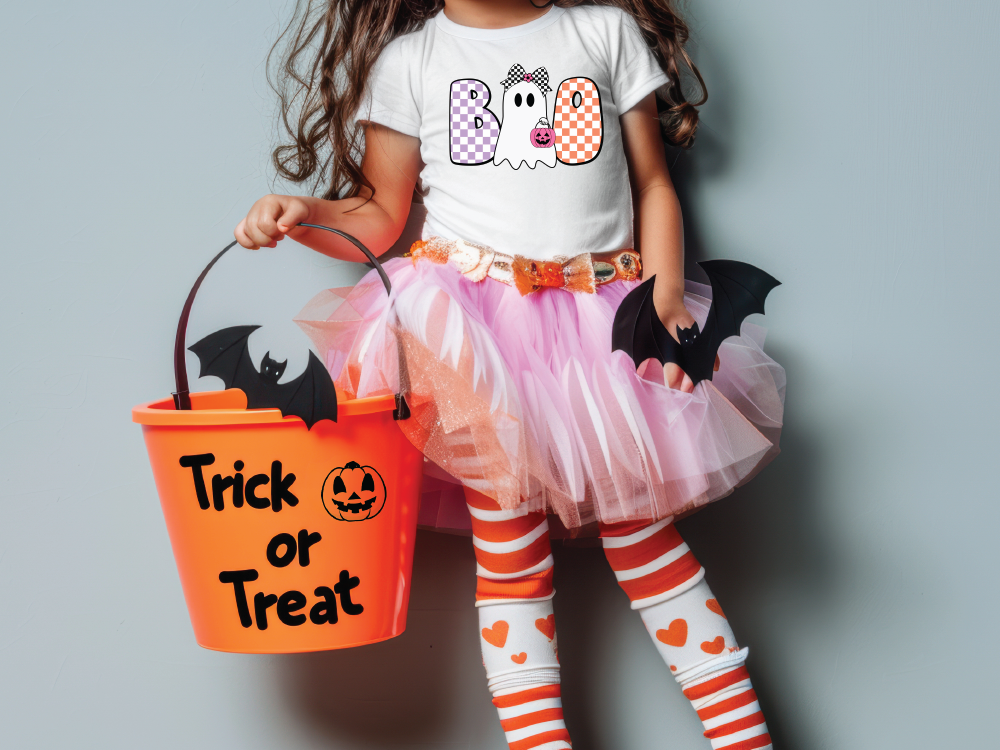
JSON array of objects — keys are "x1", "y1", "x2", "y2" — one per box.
[{"x1": 361, "y1": 5, "x2": 669, "y2": 261}]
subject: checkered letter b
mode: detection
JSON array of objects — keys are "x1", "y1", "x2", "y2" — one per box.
[
  {"x1": 553, "y1": 77, "x2": 604, "y2": 166},
  {"x1": 450, "y1": 79, "x2": 501, "y2": 165}
]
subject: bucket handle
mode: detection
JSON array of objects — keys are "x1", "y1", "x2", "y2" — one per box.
[{"x1": 172, "y1": 224, "x2": 402, "y2": 417}]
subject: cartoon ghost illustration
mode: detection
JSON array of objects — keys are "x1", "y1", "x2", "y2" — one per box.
[{"x1": 493, "y1": 65, "x2": 557, "y2": 170}]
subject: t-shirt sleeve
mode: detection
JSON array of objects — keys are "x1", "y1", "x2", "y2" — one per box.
[
  {"x1": 610, "y1": 11, "x2": 670, "y2": 114},
  {"x1": 357, "y1": 36, "x2": 422, "y2": 137}
]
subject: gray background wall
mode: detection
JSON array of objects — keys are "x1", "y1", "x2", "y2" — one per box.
[{"x1": 2, "y1": 1, "x2": 997, "y2": 748}]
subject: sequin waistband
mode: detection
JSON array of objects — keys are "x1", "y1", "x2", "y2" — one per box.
[{"x1": 408, "y1": 237, "x2": 641, "y2": 295}]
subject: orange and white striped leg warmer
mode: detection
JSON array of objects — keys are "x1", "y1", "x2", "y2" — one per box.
[
  {"x1": 602, "y1": 518, "x2": 771, "y2": 750},
  {"x1": 466, "y1": 489, "x2": 572, "y2": 750},
  {"x1": 681, "y1": 658, "x2": 771, "y2": 750}
]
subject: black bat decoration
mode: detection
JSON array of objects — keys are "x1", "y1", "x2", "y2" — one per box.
[
  {"x1": 612, "y1": 260, "x2": 780, "y2": 385},
  {"x1": 188, "y1": 325, "x2": 337, "y2": 428}
]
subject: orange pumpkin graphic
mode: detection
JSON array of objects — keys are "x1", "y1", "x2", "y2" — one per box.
[{"x1": 322, "y1": 461, "x2": 387, "y2": 521}]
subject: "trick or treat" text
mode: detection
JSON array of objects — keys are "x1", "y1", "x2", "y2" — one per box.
[
  {"x1": 218, "y1": 529, "x2": 364, "y2": 631},
  {"x1": 180, "y1": 453, "x2": 298, "y2": 512},
  {"x1": 178, "y1": 453, "x2": 364, "y2": 631}
]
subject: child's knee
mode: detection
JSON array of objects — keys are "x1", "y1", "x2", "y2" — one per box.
[
  {"x1": 600, "y1": 517, "x2": 705, "y2": 608},
  {"x1": 469, "y1": 495, "x2": 554, "y2": 604}
]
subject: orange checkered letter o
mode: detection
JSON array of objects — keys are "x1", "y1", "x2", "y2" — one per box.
[{"x1": 552, "y1": 77, "x2": 604, "y2": 165}]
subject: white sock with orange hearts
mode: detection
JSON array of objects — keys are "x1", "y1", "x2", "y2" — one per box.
[
  {"x1": 638, "y1": 579, "x2": 738, "y2": 673},
  {"x1": 467, "y1": 488, "x2": 572, "y2": 750},
  {"x1": 640, "y1": 583, "x2": 772, "y2": 749},
  {"x1": 479, "y1": 599, "x2": 560, "y2": 691},
  {"x1": 601, "y1": 518, "x2": 771, "y2": 750},
  {"x1": 480, "y1": 600, "x2": 569, "y2": 750}
]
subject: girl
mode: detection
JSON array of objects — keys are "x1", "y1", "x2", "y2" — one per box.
[{"x1": 238, "y1": 1, "x2": 784, "y2": 748}]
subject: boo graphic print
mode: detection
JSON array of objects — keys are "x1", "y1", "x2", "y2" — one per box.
[{"x1": 449, "y1": 65, "x2": 604, "y2": 169}]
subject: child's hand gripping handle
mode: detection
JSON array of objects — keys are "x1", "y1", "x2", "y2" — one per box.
[{"x1": 171, "y1": 224, "x2": 404, "y2": 418}]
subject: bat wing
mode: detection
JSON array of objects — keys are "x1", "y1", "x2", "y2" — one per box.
[
  {"x1": 188, "y1": 325, "x2": 260, "y2": 390},
  {"x1": 270, "y1": 351, "x2": 339, "y2": 428},
  {"x1": 189, "y1": 325, "x2": 337, "y2": 428},
  {"x1": 611, "y1": 275, "x2": 681, "y2": 368},
  {"x1": 611, "y1": 262, "x2": 780, "y2": 386},
  {"x1": 692, "y1": 260, "x2": 781, "y2": 382}
]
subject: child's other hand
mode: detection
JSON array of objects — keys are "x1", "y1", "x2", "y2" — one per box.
[
  {"x1": 656, "y1": 302, "x2": 720, "y2": 394},
  {"x1": 235, "y1": 194, "x2": 311, "y2": 250}
]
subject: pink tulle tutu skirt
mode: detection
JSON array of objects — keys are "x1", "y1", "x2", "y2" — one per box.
[{"x1": 296, "y1": 255, "x2": 785, "y2": 533}]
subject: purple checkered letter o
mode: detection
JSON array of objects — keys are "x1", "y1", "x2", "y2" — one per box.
[{"x1": 450, "y1": 79, "x2": 500, "y2": 165}]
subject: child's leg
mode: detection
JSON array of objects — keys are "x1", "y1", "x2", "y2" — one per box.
[
  {"x1": 601, "y1": 518, "x2": 772, "y2": 750},
  {"x1": 466, "y1": 488, "x2": 572, "y2": 750}
]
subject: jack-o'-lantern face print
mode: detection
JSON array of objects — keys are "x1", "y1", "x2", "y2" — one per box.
[
  {"x1": 531, "y1": 129, "x2": 552, "y2": 147},
  {"x1": 321, "y1": 461, "x2": 387, "y2": 521},
  {"x1": 530, "y1": 118, "x2": 555, "y2": 148}
]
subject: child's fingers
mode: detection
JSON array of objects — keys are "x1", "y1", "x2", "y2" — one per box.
[
  {"x1": 244, "y1": 217, "x2": 278, "y2": 248},
  {"x1": 234, "y1": 220, "x2": 259, "y2": 250},
  {"x1": 252, "y1": 210, "x2": 283, "y2": 242},
  {"x1": 237, "y1": 195, "x2": 307, "y2": 251},
  {"x1": 275, "y1": 201, "x2": 310, "y2": 233},
  {"x1": 664, "y1": 362, "x2": 695, "y2": 393},
  {"x1": 664, "y1": 362, "x2": 685, "y2": 390}
]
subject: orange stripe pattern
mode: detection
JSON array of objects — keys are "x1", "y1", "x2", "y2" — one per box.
[
  {"x1": 598, "y1": 519, "x2": 659, "y2": 538},
  {"x1": 493, "y1": 685, "x2": 571, "y2": 750},
  {"x1": 602, "y1": 523, "x2": 684, "y2": 570},
  {"x1": 466, "y1": 490, "x2": 509, "y2": 510},
  {"x1": 475, "y1": 532, "x2": 553, "y2": 578},
  {"x1": 686, "y1": 666, "x2": 770, "y2": 750},
  {"x1": 683, "y1": 666, "x2": 750, "y2": 701},
  {"x1": 492, "y1": 684, "x2": 562, "y2": 708},
  {"x1": 696, "y1": 689, "x2": 758, "y2": 721},
  {"x1": 475, "y1": 513, "x2": 550, "y2": 543},
  {"x1": 476, "y1": 568, "x2": 555, "y2": 602},
  {"x1": 500, "y1": 707, "x2": 565, "y2": 732},
  {"x1": 617, "y1": 551, "x2": 703, "y2": 601},
  {"x1": 509, "y1": 729, "x2": 572, "y2": 750},
  {"x1": 469, "y1": 494, "x2": 554, "y2": 604},
  {"x1": 601, "y1": 520, "x2": 704, "y2": 607}
]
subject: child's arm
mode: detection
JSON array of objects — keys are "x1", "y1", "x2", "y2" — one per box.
[
  {"x1": 235, "y1": 124, "x2": 422, "y2": 262},
  {"x1": 621, "y1": 93, "x2": 699, "y2": 393}
]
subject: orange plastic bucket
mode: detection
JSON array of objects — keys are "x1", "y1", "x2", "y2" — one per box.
[{"x1": 136, "y1": 226, "x2": 423, "y2": 653}]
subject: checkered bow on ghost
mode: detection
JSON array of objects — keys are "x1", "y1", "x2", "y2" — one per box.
[{"x1": 501, "y1": 64, "x2": 552, "y2": 95}]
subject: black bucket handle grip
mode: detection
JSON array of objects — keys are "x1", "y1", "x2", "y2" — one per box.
[{"x1": 172, "y1": 224, "x2": 393, "y2": 411}]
